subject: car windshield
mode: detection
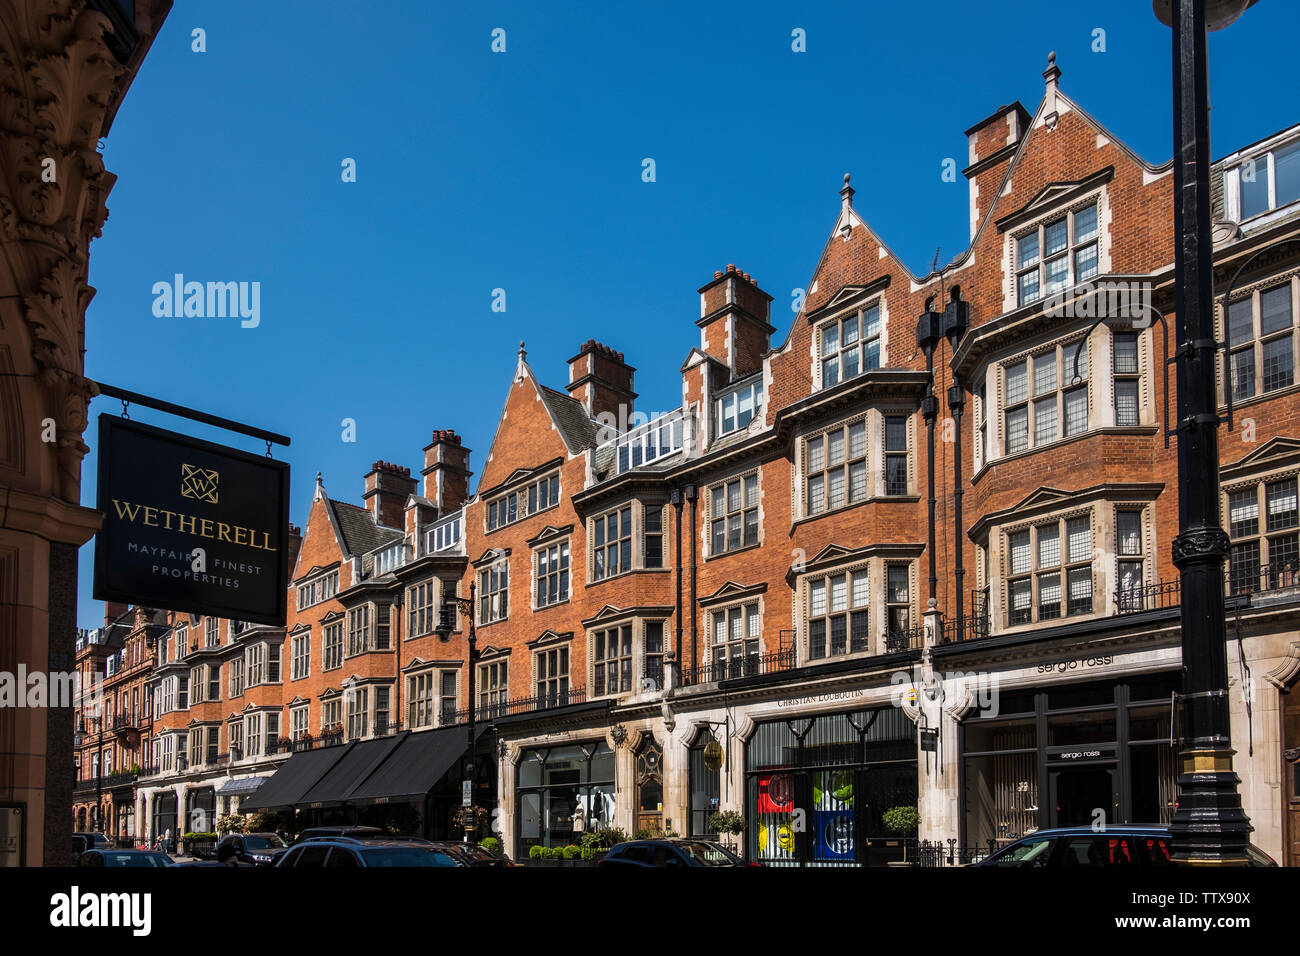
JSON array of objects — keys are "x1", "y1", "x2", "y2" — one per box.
[
  {"x1": 359, "y1": 847, "x2": 456, "y2": 867},
  {"x1": 990, "y1": 837, "x2": 1054, "y2": 868},
  {"x1": 244, "y1": 835, "x2": 286, "y2": 850},
  {"x1": 676, "y1": 842, "x2": 738, "y2": 866},
  {"x1": 106, "y1": 853, "x2": 171, "y2": 867}
]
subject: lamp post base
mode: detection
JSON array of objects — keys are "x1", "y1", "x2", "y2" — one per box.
[{"x1": 1169, "y1": 747, "x2": 1252, "y2": 866}]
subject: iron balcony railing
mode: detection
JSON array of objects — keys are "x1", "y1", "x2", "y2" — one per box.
[
  {"x1": 111, "y1": 712, "x2": 144, "y2": 732},
  {"x1": 885, "y1": 625, "x2": 926, "y2": 653},
  {"x1": 914, "y1": 838, "x2": 1004, "y2": 867},
  {"x1": 445, "y1": 688, "x2": 587, "y2": 725},
  {"x1": 1116, "y1": 578, "x2": 1181, "y2": 614},
  {"x1": 941, "y1": 614, "x2": 991, "y2": 644},
  {"x1": 679, "y1": 644, "x2": 797, "y2": 687},
  {"x1": 1227, "y1": 560, "x2": 1300, "y2": 599}
]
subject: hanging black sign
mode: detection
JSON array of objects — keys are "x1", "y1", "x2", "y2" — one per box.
[{"x1": 93, "y1": 415, "x2": 290, "y2": 626}]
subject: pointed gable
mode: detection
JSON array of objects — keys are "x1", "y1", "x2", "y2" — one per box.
[{"x1": 477, "y1": 345, "x2": 595, "y2": 493}]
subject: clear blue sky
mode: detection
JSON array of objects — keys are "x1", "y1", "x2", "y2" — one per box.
[{"x1": 77, "y1": 0, "x2": 1298, "y2": 628}]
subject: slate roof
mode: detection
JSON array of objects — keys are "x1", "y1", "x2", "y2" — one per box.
[
  {"x1": 328, "y1": 499, "x2": 403, "y2": 558},
  {"x1": 538, "y1": 385, "x2": 602, "y2": 453}
]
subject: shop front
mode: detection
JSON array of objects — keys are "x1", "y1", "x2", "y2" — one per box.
[
  {"x1": 516, "y1": 740, "x2": 615, "y2": 852},
  {"x1": 151, "y1": 790, "x2": 177, "y2": 846},
  {"x1": 745, "y1": 705, "x2": 917, "y2": 867},
  {"x1": 962, "y1": 672, "x2": 1177, "y2": 847},
  {"x1": 188, "y1": 786, "x2": 216, "y2": 833}
]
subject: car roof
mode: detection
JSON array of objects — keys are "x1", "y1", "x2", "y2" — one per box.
[
  {"x1": 291, "y1": 839, "x2": 435, "y2": 849},
  {"x1": 1013, "y1": 826, "x2": 1170, "y2": 836}
]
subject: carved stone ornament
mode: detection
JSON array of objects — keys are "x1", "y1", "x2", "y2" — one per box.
[{"x1": 1171, "y1": 528, "x2": 1231, "y2": 565}]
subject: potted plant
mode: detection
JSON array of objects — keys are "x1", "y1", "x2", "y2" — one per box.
[
  {"x1": 708, "y1": 810, "x2": 746, "y2": 855},
  {"x1": 882, "y1": 805, "x2": 920, "y2": 865}
]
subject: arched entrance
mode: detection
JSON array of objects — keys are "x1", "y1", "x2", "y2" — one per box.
[
  {"x1": 1284, "y1": 677, "x2": 1300, "y2": 866},
  {"x1": 635, "y1": 735, "x2": 663, "y2": 835}
]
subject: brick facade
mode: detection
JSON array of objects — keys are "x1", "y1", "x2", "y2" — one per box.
[{"x1": 90, "y1": 58, "x2": 1300, "y2": 865}]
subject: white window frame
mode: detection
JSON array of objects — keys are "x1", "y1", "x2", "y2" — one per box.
[
  {"x1": 1231, "y1": 138, "x2": 1300, "y2": 222},
  {"x1": 290, "y1": 629, "x2": 311, "y2": 681},
  {"x1": 1223, "y1": 275, "x2": 1299, "y2": 405},
  {"x1": 1013, "y1": 200, "x2": 1101, "y2": 308},
  {"x1": 478, "y1": 560, "x2": 509, "y2": 624},
  {"x1": 815, "y1": 301, "x2": 882, "y2": 390},
  {"x1": 709, "y1": 473, "x2": 760, "y2": 555},
  {"x1": 486, "y1": 470, "x2": 561, "y2": 532},
  {"x1": 996, "y1": 338, "x2": 1090, "y2": 460},
  {"x1": 534, "y1": 541, "x2": 571, "y2": 609},
  {"x1": 407, "y1": 579, "x2": 438, "y2": 639}
]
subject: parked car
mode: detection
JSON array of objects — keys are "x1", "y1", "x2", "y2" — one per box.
[
  {"x1": 275, "y1": 839, "x2": 466, "y2": 868},
  {"x1": 425, "y1": 841, "x2": 513, "y2": 867},
  {"x1": 77, "y1": 849, "x2": 173, "y2": 867},
  {"x1": 215, "y1": 832, "x2": 289, "y2": 866},
  {"x1": 294, "y1": 826, "x2": 388, "y2": 843},
  {"x1": 973, "y1": 826, "x2": 1279, "y2": 868},
  {"x1": 171, "y1": 860, "x2": 253, "y2": 867},
  {"x1": 598, "y1": 839, "x2": 759, "y2": 868},
  {"x1": 71, "y1": 832, "x2": 111, "y2": 863}
]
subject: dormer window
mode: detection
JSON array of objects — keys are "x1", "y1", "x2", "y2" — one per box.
[
  {"x1": 1015, "y1": 202, "x2": 1099, "y2": 307},
  {"x1": 1236, "y1": 139, "x2": 1300, "y2": 220},
  {"x1": 818, "y1": 303, "x2": 881, "y2": 389},
  {"x1": 425, "y1": 513, "x2": 462, "y2": 555},
  {"x1": 715, "y1": 380, "x2": 764, "y2": 436}
]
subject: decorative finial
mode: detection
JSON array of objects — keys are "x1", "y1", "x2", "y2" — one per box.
[
  {"x1": 843, "y1": 173, "x2": 851, "y2": 185},
  {"x1": 840, "y1": 172, "x2": 855, "y2": 211},
  {"x1": 315, "y1": 470, "x2": 322, "y2": 485},
  {"x1": 518, "y1": 340, "x2": 526, "y2": 359},
  {"x1": 1048, "y1": 51, "x2": 1056, "y2": 67}
]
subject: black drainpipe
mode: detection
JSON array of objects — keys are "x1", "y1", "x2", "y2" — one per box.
[
  {"x1": 685, "y1": 484, "x2": 698, "y2": 674},
  {"x1": 942, "y1": 288, "x2": 971, "y2": 629},
  {"x1": 671, "y1": 488, "x2": 684, "y2": 668},
  {"x1": 916, "y1": 299, "x2": 944, "y2": 609}
]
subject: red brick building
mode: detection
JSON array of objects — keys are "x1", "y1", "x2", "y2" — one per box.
[{"x1": 109, "y1": 56, "x2": 1300, "y2": 866}]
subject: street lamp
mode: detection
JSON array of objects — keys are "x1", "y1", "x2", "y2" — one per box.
[
  {"x1": 1153, "y1": 0, "x2": 1258, "y2": 865},
  {"x1": 434, "y1": 582, "x2": 478, "y2": 843}
]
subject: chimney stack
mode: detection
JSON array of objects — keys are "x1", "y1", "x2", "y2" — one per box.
[
  {"x1": 363, "y1": 460, "x2": 417, "y2": 530},
  {"x1": 566, "y1": 340, "x2": 636, "y2": 427},
  {"x1": 104, "y1": 602, "x2": 129, "y2": 629},
  {"x1": 422, "y1": 429, "x2": 473, "y2": 515},
  {"x1": 696, "y1": 264, "x2": 775, "y2": 379},
  {"x1": 963, "y1": 100, "x2": 1032, "y2": 241}
]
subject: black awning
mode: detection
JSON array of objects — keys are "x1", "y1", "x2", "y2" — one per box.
[
  {"x1": 345, "y1": 724, "x2": 485, "y2": 806},
  {"x1": 298, "y1": 733, "x2": 408, "y2": 809},
  {"x1": 238, "y1": 745, "x2": 351, "y2": 812}
]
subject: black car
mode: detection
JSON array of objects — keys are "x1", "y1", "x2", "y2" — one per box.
[
  {"x1": 71, "y1": 832, "x2": 112, "y2": 863},
  {"x1": 973, "y1": 826, "x2": 1279, "y2": 868},
  {"x1": 598, "y1": 839, "x2": 757, "y2": 868},
  {"x1": 78, "y1": 849, "x2": 173, "y2": 867},
  {"x1": 275, "y1": 839, "x2": 466, "y2": 868},
  {"x1": 426, "y1": 841, "x2": 512, "y2": 867},
  {"x1": 294, "y1": 826, "x2": 389, "y2": 843},
  {"x1": 215, "y1": 832, "x2": 289, "y2": 866}
]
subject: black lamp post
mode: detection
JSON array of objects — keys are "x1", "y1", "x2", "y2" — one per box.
[
  {"x1": 434, "y1": 581, "x2": 477, "y2": 843},
  {"x1": 1153, "y1": 0, "x2": 1258, "y2": 865}
]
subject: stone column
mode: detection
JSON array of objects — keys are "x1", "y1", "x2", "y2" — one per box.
[{"x1": 0, "y1": 0, "x2": 171, "y2": 867}]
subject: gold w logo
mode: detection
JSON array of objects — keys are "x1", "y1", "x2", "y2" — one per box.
[{"x1": 181, "y1": 464, "x2": 219, "y2": 504}]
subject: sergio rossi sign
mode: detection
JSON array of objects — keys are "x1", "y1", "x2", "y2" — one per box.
[{"x1": 93, "y1": 415, "x2": 290, "y2": 626}]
